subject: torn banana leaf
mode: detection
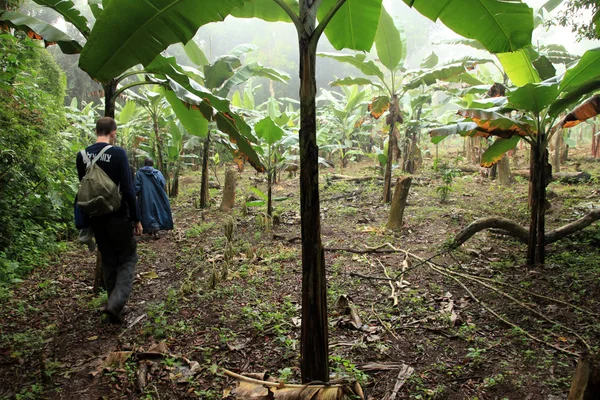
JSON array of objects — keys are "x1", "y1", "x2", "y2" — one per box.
[{"x1": 223, "y1": 369, "x2": 364, "y2": 399}]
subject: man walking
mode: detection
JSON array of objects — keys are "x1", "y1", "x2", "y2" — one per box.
[
  {"x1": 76, "y1": 117, "x2": 142, "y2": 323},
  {"x1": 134, "y1": 158, "x2": 173, "y2": 239}
]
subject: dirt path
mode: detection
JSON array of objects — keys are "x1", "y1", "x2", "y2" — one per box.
[{"x1": 1, "y1": 162, "x2": 599, "y2": 399}]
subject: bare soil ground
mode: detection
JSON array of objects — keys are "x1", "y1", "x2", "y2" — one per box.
[{"x1": 1, "y1": 151, "x2": 599, "y2": 400}]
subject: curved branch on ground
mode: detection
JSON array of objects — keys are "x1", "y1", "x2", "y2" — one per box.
[
  {"x1": 452, "y1": 217, "x2": 529, "y2": 248},
  {"x1": 452, "y1": 210, "x2": 600, "y2": 248}
]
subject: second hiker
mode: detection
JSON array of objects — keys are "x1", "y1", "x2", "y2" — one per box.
[{"x1": 134, "y1": 158, "x2": 174, "y2": 239}]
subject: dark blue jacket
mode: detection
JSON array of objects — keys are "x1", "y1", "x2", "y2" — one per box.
[{"x1": 134, "y1": 166, "x2": 173, "y2": 233}]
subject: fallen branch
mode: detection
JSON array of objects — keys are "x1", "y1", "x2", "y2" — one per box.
[
  {"x1": 452, "y1": 209, "x2": 600, "y2": 248},
  {"x1": 387, "y1": 364, "x2": 415, "y2": 400},
  {"x1": 324, "y1": 247, "x2": 401, "y2": 254}
]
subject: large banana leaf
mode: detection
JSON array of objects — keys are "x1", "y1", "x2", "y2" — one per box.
[
  {"x1": 403, "y1": 0, "x2": 533, "y2": 53},
  {"x1": 255, "y1": 117, "x2": 284, "y2": 145},
  {"x1": 318, "y1": 53, "x2": 384, "y2": 81},
  {"x1": 183, "y1": 40, "x2": 209, "y2": 67},
  {"x1": 32, "y1": 0, "x2": 90, "y2": 37},
  {"x1": 317, "y1": 0, "x2": 383, "y2": 51},
  {"x1": 557, "y1": 48, "x2": 600, "y2": 95},
  {"x1": 480, "y1": 135, "x2": 520, "y2": 167},
  {"x1": 144, "y1": 55, "x2": 263, "y2": 171},
  {"x1": 163, "y1": 89, "x2": 209, "y2": 137},
  {"x1": 79, "y1": 0, "x2": 244, "y2": 82},
  {"x1": 204, "y1": 55, "x2": 242, "y2": 90},
  {"x1": 374, "y1": 7, "x2": 403, "y2": 72},
  {"x1": 458, "y1": 109, "x2": 531, "y2": 137},
  {"x1": 405, "y1": 64, "x2": 469, "y2": 90},
  {"x1": 548, "y1": 48, "x2": 600, "y2": 116},
  {"x1": 231, "y1": 0, "x2": 298, "y2": 22},
  {"x1": 217, "y1": 62, "x2": 290, "y2": 97},
  {"x1": 0, "y1": 10, "x2": 82, "y2": 54},
  {"x1": 429, "y1": 122, "x2": 479, "y2": 144},
  {"x1": 559, "y1": 95, "x2": 600, "y2": 129},
  {"x1": 330, "y1": 77, "x2": 385, "y2": 92},
  {"x1": 507, "y1": 83, "x2": 559, "y2": 114},
  {"x1": 496, "y1": 48, "x2": 541, "y2": 86}
]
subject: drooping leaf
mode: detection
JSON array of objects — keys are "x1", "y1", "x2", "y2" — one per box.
[
  {"x1": 429, "y1": 122, "x2": 479, "y2": 144},
  {"x1": 228, "y1": 43, "x2": 259, "y2": 58},
  {"x1": 532, "y1": 55, "x2": 556, "y2": 81},
  {"x1": 88, "y1": 0, "x2": 103, "y2": 19},
  {"x1": 547, "y1": 48, "x2": 600, "y2": 116},
  {"x1": 318, "y1": 52, "x2": 385, "y2": 81},
  {"x1": 467, "y1": 96, "x2": 509, "y2": 110},
  {"x1": 79, "y1": 0, "x2": 245, "y2": 82},
  {"x1": 217, "y1": 62, "x2": 290, "y2": 97},
  {"x1": 558, "y1": 48, "x2": 600, "y2": 95},
  {"x1": 548, "y1": 80, "x2": 600, "y2": 117},
  {"x1": 204, "y1": 55, "x2": 242, "y2": 90},
  {"x1": 317, "y1": 0, "x2": 383, "y2": 52},
  {"x1": 480, "y1": 135, "x2": 521, "y2": 167},
  {"x1": 183, "y1": 40, "x2": 209, "y2": 67},
  {"x1": 405, "y1": 64, "x2": 467, "y2": 90},
  {"x1": 164, "y1": 89, "x2": 209, "y2": 137},
  {"x1": 0, "y1": 10, "x2": 82, "y2": 54},
  {"x1": 507, "y1": 83, "x2": 559, "y2": 114},
  {"x1": 32, "y1": 0, "x2": 90, "y2": 37},
  {"x1": 559, "y1": 95, "x2": 600, "y2": 129},
  {"x1": 538, "y1": 0, "x2": 564, "y2": 14},
  {"x1": 330, "y1": 77, "x2": 384, "y2": 92},
  {"x1": 459, "y1": 109, "x2": 530, "y2": 138},
  {"x1": 368, "y1": 96, "x2": 390, "y2": 119},
  {"x1": 420, "y1": 52, "x2": 438, "y2": 69},
  {"x1": 374, "y1": 7, "x2": 403, "y2": 71},
  {"x1": 437, "y1": 38, "x2": 486, "y2": 50},
  {"x1": 496, "y1": 48, "x2": 541, "y2": 86},
  {"x1": 255, "y1": 117, "x2": 284, "y2": 145},
  {"x1": 230, "y1": 0, "x2": 298, "y2": 22},
  {"x1": 404, "y1": 0, "x2": 533, "y2": 53}
]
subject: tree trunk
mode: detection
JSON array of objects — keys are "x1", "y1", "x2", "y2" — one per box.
[
  {"x1": 554, "y1": 131, "x2": 563, "y2": 173},
  {"x1": 386, "y1": 176, "x2": 412, "y2": 230},
  {"x1": 200, "y1": 132, "x2": 211, "y2": 208},
  {"x1": 527, "y1": 141, "x2": 550, "y2": 266},
  {"x1": 298, "y1": 11, "x2": 328, "y2": 383},
  {"x1": 103, "y1": 80, "x2": 117, "y2": 119},
  {"x1": 498, "y1": 154, "x2": 512, "y2": 186},
  {"x1": 592, "y1": 123, "x2": 599, "y2": 158},
  {"x1": 383, "y1": 95, "x2": 399, "y2": 203},
  {"x1": 220, "y1": 167, "x2": 237, "y2": 212},
  {"x1": 568, "y1": 352, "x2": 600, "y2": 400}
]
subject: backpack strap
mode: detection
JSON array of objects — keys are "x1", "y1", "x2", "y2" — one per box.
[{"x1": 81, "y1": 145, "x2": 113, "y2": 170}]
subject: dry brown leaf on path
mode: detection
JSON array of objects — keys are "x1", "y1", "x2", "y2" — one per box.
[{"x1": 222, "y1": 368, "x2": 364, "y2": 399}]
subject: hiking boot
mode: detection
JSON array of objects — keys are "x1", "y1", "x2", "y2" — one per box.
[
  {"x1": 104, "y1": 306, "x2": 124, "y2": 324},
  {"x1": 152, "y1": 231, "x2": 159, "y2": 240}
]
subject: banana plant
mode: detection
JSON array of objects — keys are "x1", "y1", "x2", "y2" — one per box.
[
  {"x1": 430, "y1": 48, "x2": 600, "y2": 266},
  {"x1": 66, "y1": 0, "x2": 535, "y2": 383},
  {"x1": 317, "y1": 86, "x2": 370, "y2": 169},
  {"x1": 319, "y1": 7, "x2": 496, "y2": 202}
]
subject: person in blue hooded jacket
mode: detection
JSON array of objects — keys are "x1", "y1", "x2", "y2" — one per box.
[{"x1": 134, "y1": 158, "x2": 174, "y2": 239}]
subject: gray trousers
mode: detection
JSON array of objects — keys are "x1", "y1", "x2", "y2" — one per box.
[
  {"x1": 103, "y1": 252, "x2": 138, "y2": 313},
  {"x1": 91, "y1": 213, "x2": 138, "y2": 314}
]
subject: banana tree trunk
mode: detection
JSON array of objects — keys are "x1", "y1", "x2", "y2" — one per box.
[
  {"x1": 103, "y1": 80, "x2": 117, "y2": 119},
  {"x1": 200, "y1": 131, "x2": 211, "y2": 208},
  {"x1": 383, "y1": 96, "x2": 398, "y2": 203},
  {"x1": 298, "y1": 6, "x2": 328, "y2": 383},
  {"x1": 267, "y1": 168, "x2": 273, "y2": 218},
  {"x1": 528, "y1": 139, "x2": 550, "y2": 266}
]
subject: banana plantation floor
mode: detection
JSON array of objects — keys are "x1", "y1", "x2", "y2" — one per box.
[{"x1": 1, "y1": 154, "x2": 600, "y2": 400}]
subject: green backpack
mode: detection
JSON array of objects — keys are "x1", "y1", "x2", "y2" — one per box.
[{"x1": 77, "y1": 145, "x2": 122, "y2": 216}]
